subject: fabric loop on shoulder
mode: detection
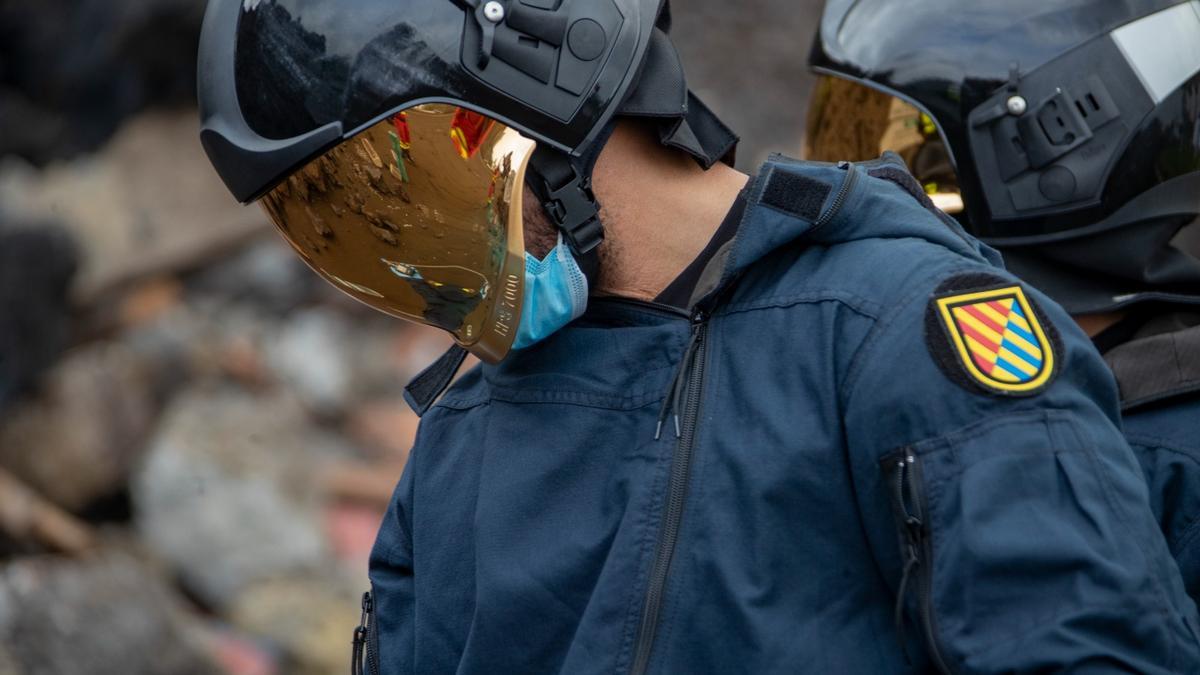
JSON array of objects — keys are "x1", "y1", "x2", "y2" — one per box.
[{"x1": 404, "y1": 344, "x2": 470, "y2": 416}]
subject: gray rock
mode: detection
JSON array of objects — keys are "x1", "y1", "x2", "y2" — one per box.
[
  {"x1": 133, "y1": 387, "x2": 344, "y2": 610},
  {"x1": 0, "y1": 550, "x2": 220, "y2": 675},
  {"x1": 188, "y1": 238, "x2": 319, "y2": 314},
  {"x1": 265, "y1": 309, "x2": 355, "y2": 415},
  {"x1": 0, "y1": 342, "x2": 159, "y2": 513}
]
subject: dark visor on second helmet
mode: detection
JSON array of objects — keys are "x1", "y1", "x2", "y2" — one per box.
[
  {"x1": 260, "y1": 104, "x2": 537, "y2": 364},
  {"x1": 803, "y1": 76, "x2": 965, "y2": 215}
]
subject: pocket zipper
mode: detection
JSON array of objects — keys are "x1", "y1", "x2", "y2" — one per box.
[
  {"x1": 884, "y1": 451, "x2": 953, "y2": 674},
  {"x1": 352, "y1": 591, "x2": 380, "y2": 675}
]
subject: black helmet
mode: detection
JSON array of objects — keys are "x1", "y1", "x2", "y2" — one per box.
[
  {"x1": 806, "y1": 0, "x2": 1200, "y2": 314},
  {"x1": 197, "y1": 0, "x2": 735, "y2": 362}
]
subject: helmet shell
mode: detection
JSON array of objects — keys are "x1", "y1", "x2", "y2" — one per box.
[
  {"x1": 200, "y1": 0, "x2": 663, "y2": 202},
  {"x1": 810, "y1": 0, "x2": 1199, "y2": 243}
]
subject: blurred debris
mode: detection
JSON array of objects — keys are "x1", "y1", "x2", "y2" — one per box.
[
  {"x1": 133, "y1": 387, "x2": 344, "y2": 610},
  {"x1": 346, "y1": 398, "x2": 421, "y2": 462},
  {"x1": 322, "y1": 462, "x2": 406, "y2": 509},
  {"x1": 0, "y1": 550, "x2": 221, "y2": 675},
  {"x1": 0, "y1": 0, "x2": 205, "y2": 164},
  {"x1": 0, "y1": 342, "x2": 160, "y2": 513},
  {"x1": 0, "y1": 223, "x2": 79, "y2": 411},
  {"x1": 265, "y1": 309, "x2": 355, "y2": 417},
  {"x1": 229, "y1": 576, "x2": 361, "y2": 675},
  {"x1": 189, "y1": 239, "x2": 318, "y2": 314},
  {"x1": 122, "y1": 298, "x2": 271, "y2": 390},
  {"x1": 205, "y1": 628, "x2": 281, "y2": 675},
  {"x1": 0, "y1": 467, "x2": 94, "y2": 555},
  {"x1": 120, "y1": 277, "x2": 185, "y2": 328},
  {"x1": 324, "y1": 501, "x2": 387, "y2": 570},
  {"x1": 0, "y1": 113, "x2": 269, "y2": 304}
]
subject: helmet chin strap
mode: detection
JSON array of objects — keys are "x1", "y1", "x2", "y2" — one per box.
[
  {"x1": 526, "y1": 129, "x2": 612, "y2": 289},
  {"x1": 525, "y1": 25, "x2": 739, "y2": 290}
]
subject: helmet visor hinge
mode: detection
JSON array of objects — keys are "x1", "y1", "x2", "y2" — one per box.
[{"x1": 468, "y1": 0, "x2": 501, "y2": 67}]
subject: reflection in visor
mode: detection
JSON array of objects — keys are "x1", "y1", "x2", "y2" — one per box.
[
  {"x1": 259, "y1": 103, "x2": 534, "y2": 363},
  {"x1": 804, "y1": 76, "x2": 964, "y2": 214},
  {"x1": 450, "y1": 109, "x2": 497, "y2": 160},
  {"x1": 383, "y1": 260, "x2": 491, "y2": 334},
  {"x1": 389, "y1": 112, "x2": 412, "y2": 183}
]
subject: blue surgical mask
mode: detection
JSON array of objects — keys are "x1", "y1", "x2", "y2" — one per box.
[{"x1": 512, "y1": 235, "x2": 589, "y2": 351}]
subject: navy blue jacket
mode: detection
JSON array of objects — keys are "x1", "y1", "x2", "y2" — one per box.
[
  {"x1": 367, "y1": 155, "x2": 1200, "y2": 674},
  {"x1": 1105, "y1": 319, "x2": 1200, "y2": 607},
  {"x1": 1130, "y1": 396, "x2": 1200, "y2": 607}
]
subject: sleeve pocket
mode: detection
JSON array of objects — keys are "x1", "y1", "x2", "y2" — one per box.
[{"x1": 881, "y1": 408, "x2": 1197, "y2": 674}]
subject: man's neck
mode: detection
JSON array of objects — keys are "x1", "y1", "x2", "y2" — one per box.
[
  {"x1": 590, "y1": 121, "x2": 749, "y2": 301},
  {"x1": 1075, "y1": 312, "x2": 1126, "y2": 338}
]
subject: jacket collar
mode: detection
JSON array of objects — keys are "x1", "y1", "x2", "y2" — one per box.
[{"x1": 689, "y1": 153, "x2": 998, "y2": 309}]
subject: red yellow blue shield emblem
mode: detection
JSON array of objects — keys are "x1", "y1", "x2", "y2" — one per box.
[{"x1": 935, "y1": 285, "x2": 1055, "y2": 393}]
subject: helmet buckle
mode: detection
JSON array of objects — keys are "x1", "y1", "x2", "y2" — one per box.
[{"x1": 542, "y1": 172, "x2": 604, "y2": 256}]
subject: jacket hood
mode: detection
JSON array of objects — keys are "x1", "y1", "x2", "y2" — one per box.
[{"x1": 696, "y1": 153, "x2": 1001, "y2": 307}]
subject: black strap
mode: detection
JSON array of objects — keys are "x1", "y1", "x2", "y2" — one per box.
[
  {"x1": 1104, "y1": 317, "x2": 1200, "y2": 411},
  {"x1": 403, "y1": 344, "x2": 469, "y2": 416},
  {"x1": 617, "y1": 29, "x2": 739, "y2": 169},
  {"x1": 521, "y1": 24, "x2": 738, "y2": 289},
  {"x1": 526, "y1": 146, "x2": 604, "y2": 285}
]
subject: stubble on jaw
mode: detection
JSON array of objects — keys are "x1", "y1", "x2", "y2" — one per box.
[
  {"x1": 522, "y1": 186, "x2": 559, "y2": 261},
  {"x1": 520, "y1": 185, "x2": 622, "y2": 293}
]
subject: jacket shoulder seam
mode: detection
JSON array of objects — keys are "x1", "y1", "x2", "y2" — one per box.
[
  {"x1": 839, "y1": 262, "x2": 980, "y2": 402},
  {"x1": 433, "y1": 395, "x2": 491, "y2": 411},
  {"x1": 1126, "y1": 434, "x2": 1200, "y2": 458},
  {"x1": 720, "y1": 290, "x2": 883, "y2": 320}
]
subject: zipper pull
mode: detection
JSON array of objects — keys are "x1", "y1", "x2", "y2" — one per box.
[
  {"x1": 352, "y1": 592, "x2": 373, "y2": 675},
  {"x1": 886, "y1": 453, "x2": 924, "y2": 664},
  {"x1": 894, "y1": 542, "x2": 920, "y2": 665},
  {"x1": 655, "y1": 366, "x2": 685, "y2": 441},
  {"x1": 654, "y1": 310, "x2": 710, "y2": 441}
]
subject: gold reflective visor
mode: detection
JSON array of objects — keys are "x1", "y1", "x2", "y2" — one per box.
[
  {"x1": 804, "y1": 76, "x2": 964, "y2": 214},
  {"x1": 260, "y1": 104, "x2": 535, "y2": 363}
]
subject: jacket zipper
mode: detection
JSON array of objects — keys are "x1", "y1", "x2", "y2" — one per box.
[
  {"x1": 814, "y1": 161, "x2": 858, "y2": 229},
  {"x1": 630, "y1": 309, "x2": 710, "y2": 675},
  {"x1": 352, "y1": 591, "x2": 380, "y2": 675},
  {"x1": 626, "y1": 164, "x2": 856, "y2": 673},
  {"x1": 884, "y1": 452, "x2": 952, "y2": 675}
]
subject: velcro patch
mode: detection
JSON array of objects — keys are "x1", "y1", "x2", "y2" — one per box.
[
  {"x1": 760, "y1": 169, "x2": 831, "y2": 222},
  {"x1": 926, "y1": 275, "x2": 1060, "y2": 396}
]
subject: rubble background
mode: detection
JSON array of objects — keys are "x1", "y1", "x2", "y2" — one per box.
[{"x1": 0, "y1": 1, "x2": 820, "y2": 673}]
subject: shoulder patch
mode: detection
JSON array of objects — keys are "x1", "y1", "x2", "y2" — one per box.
[{"x1": 925, "y1": 274, "x2": 1061, "y2": 396}]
